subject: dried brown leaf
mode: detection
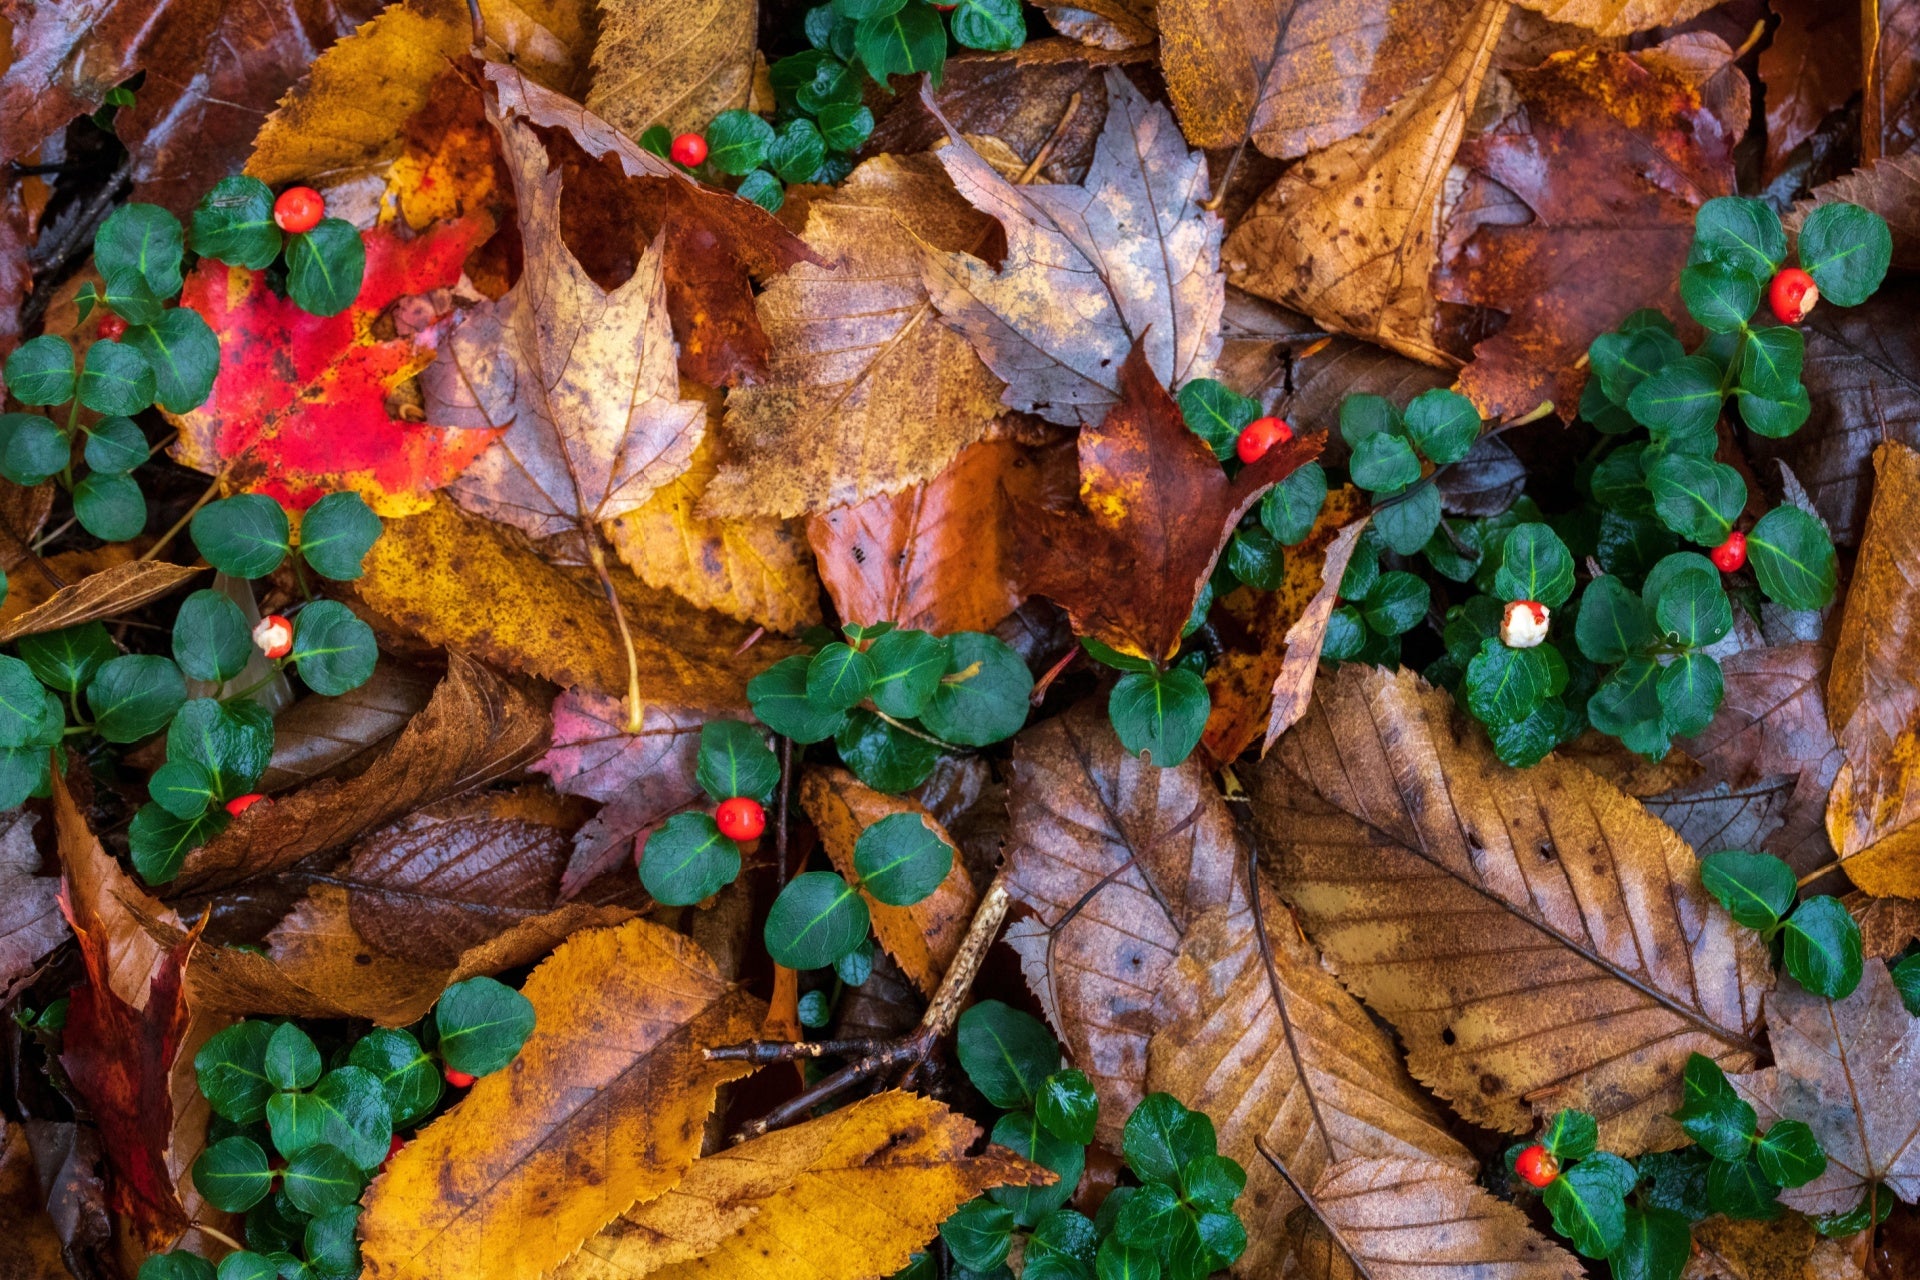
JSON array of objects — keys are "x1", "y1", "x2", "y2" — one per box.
[
  {"x1": 0, "y1": 811, "x2": 63, "y2": 1002},
  {"x1": 1251, "y1": 664, "x2": 1772, "y2": 1151},
  {"x1": 257, "y1": 662, "x2": 438, "y2": 793},
  {"x1": 0, "y1": 1125, "x2": 70, "y2": 1280},
  {"x1": 585, "y1": 0, "x2": 756, "y2": 140},
  {"x1": 1504, "y1": 0, "x2": 1716, "y2": 36},
  {"x1": 1791, "y1": 154, "x2": 1920, "y2": 274},
  {"x1": 1759, "y1": 0, "x2": 1860, "y2": 181},
  {"x1": 1259, "y1": 515, "x2": 1373, "y2": 755},
  {"x1": 0, "y1": 561, "x2": 199, "y2": 643},
  {"x1": 1846, "y1": 891, "x2": 1920, "y2": 959}
]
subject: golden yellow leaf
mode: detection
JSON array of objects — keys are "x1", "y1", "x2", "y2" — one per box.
[
  {"x1": 246, "y1": 0, "x2": 591, "y2": 188},
  {"x1": 1252, "y1": 664, "x2": 1773, "y2": 1151},
  {"x1": 1826, "y1": 442, "x2": 1920, "y2": 895},
  {"x1": 703, "y1": 152, "x2": 1007, "y2": 520},
  {"x1": 1222, "y1": 0, "x2": 1506, "y2": 367},
  {"x1": 558, "y1": 1090, "x2": 1050, "y2": 1280},
  {"x1": 586, "y1": 0, "x2": 757, "y2": 140},
  {"x1": 800, "y1": 767, "x2": 979, "y2": 997},
  {"x1": 355, "y1": 497, "x2": 791, "y2": 704},
  {"x1": 360, "y1": 918, "x2": 764, "y2": 1280},
  {"x1": 608, "y1": 405, "x2": 822, "y2": 634}
]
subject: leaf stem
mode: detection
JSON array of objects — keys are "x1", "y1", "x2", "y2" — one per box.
[
  {"x1": 140, "y1": 469, "x2": 225, "y2": 563},
  {"x1": 585, "y1": 533, "x2": 646, "y2": 734}
]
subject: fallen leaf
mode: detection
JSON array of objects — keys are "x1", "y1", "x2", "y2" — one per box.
[
  {"x1": 1147, "y1": 900, "x2": 1474, "y2": 1275},
  {"x1": 1847, "y1": 891, "x2": 1920, "y2": 958},
  {"x1": 1437, "y1": 40, "x2": 1738, "y2": 418},
  {"x1": 1276, "y1": 328, "x2": 1459, "y2": 441},
  {"x1": 245, "y1": 0, "x2": 593, "y2": 188},
  {"x1": 1643, "y1": 779, "x2": 1795, "y2": 859},
  {"x1": 1791, "y1": 153, "x2": 1920, "y2": 274},
  {"x1": 0, "y1": 545, "x2": 137, "y2": 630},
  {"x1": 0, "y1": 811, "x2": 63, "y2": 1002},
  {"x1": 1014, "y1": 340, "x2": 1322, "y2": 662},
  {"x1": 359, "y1": 918, "x2": 763, "y2": 1280},
  {"x1": 800, "y1": 767, "x2": 980, "y2": 997},
  {"x1": 1222, "y1": 0, "x2": 1505, "y2": 368},
  {"x1": 1437, "y1": 435, "x2": 1527, "y2": 516},
  {"x1": 806, "y1": 438, "x2": 1058, "y2": 638},
  {"x1": 531, "y1": 690, "x2": 714, "y2": 898},
  {"x1": 702, "y1": 152, "x2": 1008, "y2": 519},
  {"x1": 1759, "y1": 0, "x2": 1859, "y2": 180},
  {"x1": 1251, "y1": 663, "x2": 1772, "y2": 1151},
  {"x1": 1159, "y1": 0, "x2": 1478, "y2": 158},
  {"x1": 257, "y1": 661, "x2": 439, "y2": 793},
  {"x1": 1683, "y1": 1214, "x2": 1826, "y2": 1280},
  {"x1": 345, "y1": 787, "x2": 622, "y2": 967},
  {"x1": 1731, "y1": 960, "x2": 1920, "y2": 1215},
  {"x1": 607, "y1": 399, "x2": 822, "y2": 633},
  {"x1": 1826, "y1": 443, "x2": 1920, "y2": 895},
  {"x1": 1193, "y1": 492, "x2": 1367, "y2": 766},
  {"x1": 1042, "y1": 0, "x2": 1155, "y2": 46},
  {"x1": 171, "y1": 212, "x2": 502, "y2": 514},
  {"x1": 0, "y1": 560, "x2": 198, "y2": 643},
  {"x1": 1260, "y1": 515, "x2": 1373, "y2": 755},
  {"x1": 355, "y1": 498, "x2": 790, "y2": 701},
  {"x1": 921, "y1": 68, "x2": 1225, "y2": 426},
  {"x1": 559, "y1": 1091, "x2": 1048, "y2": 1280},
  {"x1": 1001, "y1": 702, "x2": 1245, "y2": 1143},
  {"x1": 0, "y1": 479, "x2": 55, "y2": 573},
  {"x1": 176, "y1": 652, "x2": 551, "y2": 892},
  {"x1": 1282, "y1": 1157, "x2": 1583, "y2": 1280},
  {"x1": 14, "y1": 1121, "x2": 113, "y2": 1279},
  {"x1": 1504, "y1": 0, "x2": 1717, "y2": 35},
  {"x1": 0, "y1": 1124, "x2": 70, "y2": 1280},
  {"x1": 1865, "y1": 0, "x2": 1920, "y2": 159},
  {"x1": 585, "y1": 0, "x2": 756, "y2": 141}
]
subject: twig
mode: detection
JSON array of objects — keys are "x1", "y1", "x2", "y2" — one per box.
[
  {"x1": 1019, "y1": 92, "x2": 1082, "y2": 183},
  {"x1": 192, "y1": 1222, "x2": 246, "y2": 1253},
  {"x1": 140, "y1": 469, "x2": 225, "y2": 562},
  {"x1": 465, "y1": 0, "x2": 484, "y2": 44},
  {"x1": 1253, "y1": 1137, "x2": 1379, "y2": 1280},
  {"x1": 776, "y1": 736, "x2": 793, "y2": 885},
  {"x1": 1796, "y1": 859, "x2": 1841, "y2": 889},
  {"x1": 721, "y1": 875, "x2": 1011, "y2": 1141},
  {"x1": 1030, "y1": 644, "x2": 1078, "y2": 706},
  {"x1": 584, "y1": 533, "x2": 646, "y2": 734}
]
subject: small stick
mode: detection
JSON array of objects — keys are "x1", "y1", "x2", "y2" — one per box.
[
  {"x1": 584, "y1": 533, "x2": 646, "y2": 734},
  {"x1": 141, "y1": 469, "x2": 225, "y2": 563},
  {"x1": 1253, "y1": 1138, "x2": 1379, "y2": 1280}
]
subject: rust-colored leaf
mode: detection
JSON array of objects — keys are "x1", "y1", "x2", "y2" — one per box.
[
  {"x1": 0, "y1": 560, "x2": 199, "y2": 643},
  {"x1": 800, "y1": 767, "x2": 979, "y2": 997},
  {"x1": 1014, "y1": 340, "x2": 1321, "y2": 662},
  {"x1": 1848, "y1": 891, "x2": 1920, "y2": 959},
  {"x1": 358, "y1": 918, "x2": 764, "y2": 1280},
  {"x1": 1759, "y1": 0, "x2": 1860, "y2": 181}
]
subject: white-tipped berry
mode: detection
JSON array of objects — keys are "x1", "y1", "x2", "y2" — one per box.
[
  {"x1": 1500, "y1": 600, "x2": 1550, "y2": 649},
  {"x1": 253, "y1": 614, "x2": 294, "y2": 660}
]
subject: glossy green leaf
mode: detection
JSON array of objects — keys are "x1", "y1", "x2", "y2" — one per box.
[
  {"x1": 1699, "y1": 851, "x2": 1796, "y2": 931},
  {"x1": 284, "y1": 219, "x2": 365, "y2": 317},
  {"x1": 951, "y1": 0, "x2": 1025, "y2": 49},
  {"x1": 640, "y1": 811, "x2": 742, "y2": 906},
  {"x1": 1349, "y1": 432, "x2": 1421, "y2": 492},
  {"x1": 1259, "y1": 460, "x2": 1328, "y2": 545},
  {"x1": 1465, "y1": 637, "x2": 1555, "y2": 728},
  {"x1": 1590, "y1": 327, "x2": 1685, "y2": 406},
  {"x1": 1586, "y1": 656, "x2": 1662, "y2": 739},
  {"x1": 1646, "y1": 455, "x2": 1744, "y2": 545},
  {"x1": 768, "y1": 118, "x2": 826, "y2": 184},
  {"x1": 348, "y1": 1027, "x2": 442, "y2": 1126},
  {"x1": 856, "y1": 2, "x2": 946, "y2": 82},
  {"x1": 1109, "y1": 667, "x2": 1209, "y2": 767},
  {"x1": 989, "y1": 1109, "x2": 1082, "y2": 1227},
  {"x1": 141, "y1": 1252, "x2": 217, "y2": 1280},
  {"x1": 1541, "y1": 1110, "x2": 1598, "y2": 1161},
  {"x1": 435, "y1": 976, "x2": 537, "y2": 1077},
  {"x1": 191, "y1": 175, "x2": 283, "y2": 269},
  {"x1": 1493, "y1": 523, "x2": 1574, "y2": 607},
  {"x1": 73, "y1": 471, "x2": 147, "y2": 542},
  {"x1": 1705, "y1": 1154, "x2": 1780, "y2": 1220},
  {"x1": 749, "y1": 654, "x2": 848, "y2": 744},
  {"x1": 264, "y1": 1023, "x2": 321, "y2": 1092},
  {"x1": 78, "y1": 339, "x2": 155, "y2": 415},
  {"x1": 816, "y1": 102, "x2": 875, "y2": 151},
  {"x1": 764, "y1": 870, "x2": 870, "y2": 969},
  {"x1": 835, "y1": 708, "x2": 939, "y2": 792},
  {"x1": 86, "y1": 654, "x2": 186, "y2": 742},
  {"x1": 696, "y1": 719, "x2": 780, "y2": 803},
  {"x1": 1747, "y1": 505, "x2": 1837, "y2": 610},
  {"x1": 1177, "y1": 379, "x2": 1257, "y2": 460},
  {"x1": 941, "y1": 1198, "x2": 1016, "y2": 1271},
  {"x1": 1607, "y1": 1206, "x2": 1691, "y2": 1280},
  {"x1": 281, "y1": 1143, "x2": 365, "y2": 1215},
  {"x1": 1575, "y1": 575, "x2": 1653, "y2": 663},
  {"x1": 305, "y1": 1203, "x2": 361, "y2": 1280},
  {"x1": 918, "y1": 631, "x2": 1031, "y2": 746},
  {"x1": 192, "y1": 494, "x2": 291, "y2": 578},
  {"x1": 1339, "y1": 393, "x2": 1400, "y2": 445},
  {"x1": 167, "y1": 697, "x2": 272, "y2": 799},
  {"x1": 1689, "y1": 197, "x2": 1787, "y2": 278},
  {"x1": 706, "y1": 109, "x2": 774, "y2": 174},
  {"x1": 1371, "y1": 483, "x2": 1441, "y2": 556},
  {"x1": 290, "y1": 600, "x2": 377, "y2": 695},
  {"x1": 101, "y1": 266, "x2": 165, "y2": 325},
  {"x1": 3, "y1": 335, "x2": 74, "y2": 405},
  {"x1": 1754, "y1": 1119, "x2": 1826, "y2": 1189},
  {"x1": 97, "y1": 203, "x2": 184, "y2": 297},
  {"x1": 1403, "y1": 388, "x2": 1479, "y2": 464},
  {"x1": 957, "y1": 999, "x2": 1059, "y2": 1109},
  {"x1": 1675, "y1": 1052, "x2": 1756, "y2": 1161},
  {"x1": 1781, "y1": 895, "x2": 1863, "y2": 998},
  {"x1": 125, "y1": 306, "x2": 221, "y2": 413},
  {"x1": 1627, "y1": 355, "x2": 1722, "y2": 439},
  {"x1": 193, "y1": 1134, "x2": 274, "y2": 1212},
  {"x1": 853, "y1": 811, "x2": 953, "y2": 906},
  {"x1": 84, "y1": 415, "x2": 148, "y2": 472},
  {"x1": 195, "y1": 1021, "x2": 277, "y2": 1123},
  {"x1": 266, "y1": 1065, "x2": 393, "y2": 1170},
  {"x1": 1123, "y1": 1093, "x2": 1215, "y2": 1184},
  {"x1": 19, "y1": 622, "x2": 117, "y2": 697},
  {"x1": 172, "y1": 590, "x2": 254, "y2": 684},
  {"x1": 807, "y1": 641, "x2": 877, "y2": 712},
  {"x1": 1796, "y1": 201, "x2": 1893, "y2": 306},
  {"x1": 0, "y1": 413, "x2": 69, "y2": 485},
  {"x1": 129, "y1": 803, "x2": 228, "y2": 883},
  {"x1": 1678, "y1": 262, "x2": 1760, "y2": 333},
  {"x1": 1360, "y1": 570, "x2": 1428, "y2": 636},
  {"x1": 1226, "y1": 525, "x2": 1285, "y2": 591},
  {"x1": 1036, "y1": 1068, "x2": 1098, "y2": 1146},
  {"x1": 297, "y1": 491, "x2": 381, "y2": 580},
  {"x1": 866, "y1": 629, "x2": 950, "y2": 720},
  {"x1": 1542, "y1": 1153, "x2": 1633, "y2": 1257},
  {"x1": 1739, "y1": 325, "x2": 1804, "y2": 400},
  {"x1": 1651, "y1": 565, "x2": 1732, "y2": 648}
]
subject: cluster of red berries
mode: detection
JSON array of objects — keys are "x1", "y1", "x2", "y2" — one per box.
[
  {"x1": 1235, "y1": 415, "x2": 1292, "y2": 464},
  {"x1": 717, "y1": 796, "x2": 766, "y2": 841}
]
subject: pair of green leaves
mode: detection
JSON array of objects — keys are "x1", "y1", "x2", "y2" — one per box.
[
  {"x1": 190, "y1": 491, "x2": 383, "y2": 584},
  {"x1": 131, "y1": 696, "x2": 275, "y2": 881},
  {"x1": 1517, "y1": 1107, "x2": 1688, "y2": 1279},
  {"x1": 1674, "y1": 1053, "x2": 1826, "y2": 1221},
  {"x1": 1340, "y1": 388, "x2": 1483, "y2": 556},
  {"x1": 1699, "y1": 850, "x2": 1864, "y2": 998},
  {"x1": 761, "y1": 810, "x2": 955, "y2": 969},
  {"x1": 191, "y1": 175, "x2": 367, "y2": 317},
  {"x1": 748, "y1": 621, "x2": 1030, "y2": 793},
  {"x1": 956, "y1": 1000, "x2": 1098, "y2": 1143},
  {"x1": 639, "y1": 719, "x2": 780, "y2": 904}
]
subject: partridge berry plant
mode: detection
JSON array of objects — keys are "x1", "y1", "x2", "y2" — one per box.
[
  {"x1": 1699, "y1": 850, "x2": 1864, "y2": 998},
  {"x1": 763, "y1": 808, "x2": 956, "y2": 970},
  {"x1": 138, "y1": 977, "x2": 535, "y2": 1280},
  {"x1": 190, "y1": 175, "x2": 367, "y2": 315},
  {"x1": 933, "y1": 1000, "x2": 1249, "y2": 1280}
]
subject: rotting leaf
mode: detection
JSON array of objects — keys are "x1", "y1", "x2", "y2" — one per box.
[
  {"x1": 584, "y1": 0, "x2": 756, "y2": 141},
  {"x1": 0, "y1": 811, "x2": 63, "y2": 1001},
  {"x1": 0, "y1": 560, "x2": 199, "y2": 643},
  {"x1": 1250, "y1": 664, "x2": 1772, "y2": 1151}
]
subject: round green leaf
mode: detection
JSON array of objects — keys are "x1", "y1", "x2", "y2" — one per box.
[
  {"x1": 19, "y1": 622, "x2": 117, "y2": 696},
  {"x1": 1322, "y1": 605, "x2": 1366, "y2": 661},
  {"x1": 1109, "y1": 667, "x2": 1209, "y2": 767},
  {"x1": 1465, "y1": 637, "x2": 1555, "y2": 728},
  {"x1": 695, "y1": 719, "x2": 780, "y2": 803},
  {"x1": 349, "y1": 1027, "x2": 442, "y2": 1126},
  {"x1": 191, "y1": 175, "x2": 283, "y2": 269},
  {"x1": 748, "y1": 654, "x2": 848, "y2": 743},
  {"x1": 297, "y1": 491, "x2": 381, "y2": 580},
  {"x1": 1494, "y1": 522, "x2": 1575, "y2": 606},
  {"x1": 243, "y1": 1191, "x2": 308, "y2": 1256},
  {"x1": 951, "y1": 0, "x2": 1025, "y2": 49},
  {"x1": 1739, "y1": 325, "x2": 1804, "y2": 400},
  {"x1": 124, "y1": 307, "x2": 221, "y2": 413},
  {"x1": 193, "y1": 1134, "x2": 274, "y2": 1212},
  {"x1": 101, "y1": 266, "x2": 165, "y2": 325},
  {"x1": 815, "y1": 102, "x2": 874, "y2": 151},
  {"x1": 78, "y1": 339, "x2": 155, "y2": 415},
  {"x1": 1700, "y1": 851, "x2": 1796, "y2": 932},
  {"x1": 852, "y1": 811, "x2": 954, "y2": 906},
  {"x1": 855, "y1": 1, "x2": 946, "y2": 81},
  {"x1": 770, "y1": 50, "x2": 860, "y2": 113},
  {"x1": 866, "y1": 628, "x2": 950, "y2": 720},
  {"x1": 129, "y1": 802, "x2": 228, "y2": 883},
  {"x1": 1590, "y1": 326, "x2": 1686, "y2": 406},
  {"x1": 1610, "y1": 1206, "x2": 1692, "y2": 1280},
  {"x1": 957, "y1": 999, "x2": 1059, "y2": 1110},
  {"x1": 1036, "y1": 1068, "x2": 1099, "y2": 1146},
  {"x1": 1226, "y1": 524, "x2": 1285, "y2": 591},
  {"x1": 1260, "y1": 460, "x2": 1328, "y2": 545},
  {"x1": 1678, "y1": 262, "x2": 1761, "y2": 333},
  {"x1": 436, "y1": 975, "x2": 537, "y2": 1078},
  {"x1": 1627, "y1": 355, "x2": 1723, "y2": 439},
  {"x1": 640, "y1": 811, "x2": 742, "y2": 906},
  {"x1": 1747, "y1": 505, "x2": 1836, "y2": 610},
  {"x1": 87, "y1": 654, "x2": 186, "y2": 742},
  {"x1": 1349, "y1": 432, "x2": 1421, "y2": 491},
  {"x1": 735, "y1": 169, "x2": 784, "y2": 212},
  {"x1": 192, "y1": 494, "x2": 291, "y2": 578},
  {"x1": 1575, "y1": 575, "x2": 1653, "y2": 664},
  {"x1": 266, "y1": 1022, "x2": 322, "y2": 1092},
  {"x1": 835, "y1": 708, "x2": 939, "y2": 792},
  {"x1": 1781, "y1": 895, "x2": 1863, "y2": 999},
  {"x1": 1542, "y1": 1109, "x2": 1600, "y2": 1162},
  {"x1": 172, "y1": 589, "x2": 254, "y2": 683},
  {"x1": 84, "y1": 415, "x2": 148, "y2": 472},
  {"x1": 281, "y1": 1143, "x2": 364, "y2": 1216},
  {"x1": 1796, "y1": 201, "x2": 1893, "y2": 306},
  {"x1": 1180, "y1": 1152, "x2": 1247, "y2": 1213},
  {"x1": 96, "y1": 203, "x2": 185, "y2": 297},
  {"x1": 940, "y1": 1197, "x2": 1016, "y2": 1272},
  {"x1": 1360, "y1": 571, "x2": 1429, "y2": 636},
  {"x1": 1754, "y1": 1119, "x2": 1826, "y2": 1189},
  {"x1": 1587, "y1": 655, "x2": 1662, "y2": 738},
  {"x1": 1123, "y1": 1093, "x2": 1215, "y2": 1184},
  {"x1": 74, "y1": 471, "x2": 147, "y2": 542},
  {"x1": 266, "y1": 1065, "x2": 394, "y2": 1170},
  {"x1": 989, "y1": 1110, "x2": 1083, "y2": 1227},
  {"x1": 706, "y1": 109, "x2": 775, "y2": 174},
  {"x1": 290, "y1": 600, "x2": 377, "y2": 695},
  {"x1": 1372, "y1": 482, "x2": 1441, "y2": 556},
  {"x1": 764, "y1": 870, "x2": 870, "y2": 970},
  {"x1": 1657, "y1": 651, "x2": 1724, "y2": 737},
  {"x1": 168, "y1": 697, "x2": 273, "y2": 799},
  {"x1": 0, "y1": 412, "x2": 68, "y2": 485},
  {"x1": 1690, "y1": 196, "x2": 1787, "y2": 278},
  {"x1": 215, "y1": 1251, "x2": 282, "y2": 1280},
  {"x1": 1177, "y1": 378, "x2": 1256, "y2": 460},
  {"x1": 4, "y1": 335, "x2": 75, "y2": 405},
  {"x1": 1651, "y1": 565, "x2": 1732, "y2": 648},
  {"x1": 196, "y1": 1020, "x2": 277, "y2": 1123},
  {"x1": 285, "y1": 219, "x2": 366, "y2": 317},
  {"x1": 1339, "y1": 393, "x2": 1400, "y2": 445},
  {"x1": 1705, "y1": 1154, "x2": 1780, "y2": 1221},
  {"x1": 1737, "y1": 380, "x2": 1812, "y2": 438},
  {"x1": 149, "y1": 759, "x2": 215, "y2": 819},
  {"x1": 305, "y1": 1203, "x2": 361, "y2": 1279},
  {"x1": 807, "y1": 641, "x2": 877, "y2": 712},
  {"x1": 918, "y1": 631, "x2": 1032, "y2": 746},
  {"x1": 0, "y1": 654, "x2": 47, "y2": 750},
  {"x1": 768, "y1": 118, "x2": 826, "y2": 184},
  {"x1": 1543, "y1": 1156, "x2": 1632, "y2": 1257},
  {"x1": 1403, "y1": 388, "x2": 1480, "y2": 465},
  {"x1": 140, "y1": 1252, "x2": 217, "y2": 1280}
]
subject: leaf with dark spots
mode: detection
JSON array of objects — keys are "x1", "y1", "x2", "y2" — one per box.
[{"x1": 1013, "y1": 340, "x2": 1322, "y2": 661}]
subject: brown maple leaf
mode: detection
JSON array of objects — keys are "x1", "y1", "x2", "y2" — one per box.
[{"x1": 1014, "y1": 340, "x2": 1321, "y2": 663}]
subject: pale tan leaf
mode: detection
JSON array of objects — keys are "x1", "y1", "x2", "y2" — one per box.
[
  {"x1": 1505, "y1": 0, "x2": 1719, "y2": 37},
  {"x1": 585, "y1": 0, "x2": 756, "y2": 140},
  {"x1": 1223, "y1": 0, "x2": 1506, "y2": 367},
  {"x1": 1147, "y1": 900, "x2": 1473, "y2": 1276},
  {"x1": 921, "y1": 68, "x2": 1224, "y2": 427},
  {"x1": 1262, "y1": 513, "x2": 1370, "y2": 754},
  {"x1": 360, "y1": 919, "x2": 763, "y2": 1280},
  {"x1": 1250, "y1": 664, "x2": 1772, "y2": 1151},
  {"x1": 558, "y1": 1091, "x2": 1049, "y2": 1280},
  {"x1": 1281, "y1": 1158, "x2": 1582, "y2": 1280},
  {"x1": 0, "y1": 561, "x2": 199, "y2": 643},
  {"x1": 701, "y1": 153, "x2": 1007, "y2": 519}
]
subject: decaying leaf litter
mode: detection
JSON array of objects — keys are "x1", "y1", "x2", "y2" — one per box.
[{"x1": 0, "y1": 1, "x2": 1918, "y2": 1279}]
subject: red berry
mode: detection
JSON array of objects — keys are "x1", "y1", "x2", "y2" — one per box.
[
  {"x1": 273, "y1": 186, "x2": 325, "y2": 235},
  {"x1": 669, "y1": 132, "x2": 709, "y2": 167},
  {"x1": 1515, "y1": 1144, "x2": 1560, "y2": 1188},
  {"x1": 1235, "y1": 416, "x2": 1293, "y2": 464},
  {"x1": 715, "y1": 796, "x2": 767, "y2": 841},
  {"x1": 253, "y1": 614, "x2": 294, "y2": 660},
  {"x1": 225, "y1": 793, "x2": 268, "y2": 817},
  {"x1": 444, "y1": 1067, "x2": 476, "y2": 1088},
  {"x1": 381, "y1": 1133, "x2": 405, "y2": 1169},
  {"x1": 96, "y1": 313, "x2": 127, "y2": 341},
  {"x1": 1710, "y1": 530, "x2": 1748, "y2": 573},
  {"x1": 1768, "y1": 267, "x2": 1819, "y2": 324}
]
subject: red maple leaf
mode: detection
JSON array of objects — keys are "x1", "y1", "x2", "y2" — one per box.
[{"x1": 172, "y1": 213, "x2": 502, "y2": 513}]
